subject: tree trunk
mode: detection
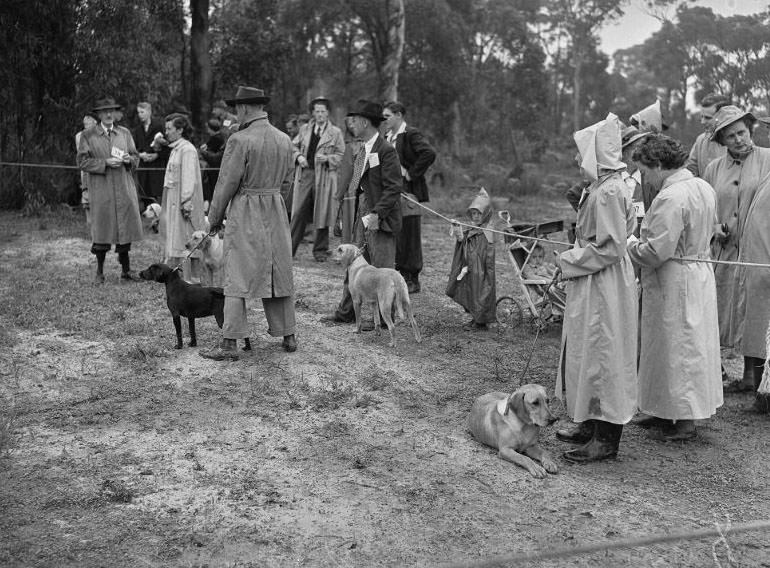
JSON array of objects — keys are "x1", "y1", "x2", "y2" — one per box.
[
  {"x1": 190, "y1": 0, "x2": 211, "y2": 131},
  {"x1": 379, "y1": 0, "x2": 404, "y2": 101},
  {"x1": 572, "y1": 46, "x2": 583, "y2": 131}
]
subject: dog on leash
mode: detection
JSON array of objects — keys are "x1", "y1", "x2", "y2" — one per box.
[
  {"x1": 335, "y1": 243, "x2": 421, "y2": 347},
  {"x1": 468, "y1": 384, "x2": 558, "y2": 478},
  {"x1": 185, "y1": 230, "x2": 224, "y2": 286},
  {"x1": 139, "y1": 263, "x2": 251, "y2": 352}
]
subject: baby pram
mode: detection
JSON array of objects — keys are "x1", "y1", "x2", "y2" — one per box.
[{"x1": 496, "y1": 213, "x2": 566, "y2": 333}]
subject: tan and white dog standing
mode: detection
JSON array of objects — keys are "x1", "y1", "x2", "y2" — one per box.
[
  {"x1": 186, "y1": 230, "x2": 224, "y2": 286},
  {"x1": 468, "y1": 384, "x2": 559, "y2": 478},
  {"x1": 335, "y1": 243, "x2": 421, "y2": 347}
]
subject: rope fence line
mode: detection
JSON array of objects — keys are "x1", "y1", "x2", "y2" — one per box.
[
  {"x1": 443, "y1": 518, "x2": 770, "y2": 567},
  {"x1": 400, "y1": 193, "x2": 770, "y2": 270},
  {"x1": 3, "y1": 161, "x2": 770, "y2": 270},
  {"x1": 0, "y1": 161, "x2": 219, "y2": 172}
]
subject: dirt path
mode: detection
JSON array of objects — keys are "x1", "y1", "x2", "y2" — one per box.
[{"x1": 1, "y1": 209, "x2": 769, "y2": 568}]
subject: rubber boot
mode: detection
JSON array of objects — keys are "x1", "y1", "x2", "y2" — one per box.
[
  {"x1": 200, "y1": 338, "x2": 239, "y2": 361},
  {"x1": 657, "y1": 419, "x2": 696, "y2": 441},
  {"x1": 94, "y1": 251, "x2": 106, "y2": 284},
  {"x1": 563, "y1": 420, "x2": 622, "y2": 463},
  {"x1": 556, "y1": 420, "x2": 595, "y2": 444}
]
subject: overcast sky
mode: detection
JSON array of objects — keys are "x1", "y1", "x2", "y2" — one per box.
[{"x1": 598, "y1": 0, "x2": 769, "y2": 55}]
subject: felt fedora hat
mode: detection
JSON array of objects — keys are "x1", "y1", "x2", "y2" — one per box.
[
  {"x1": 92, "y1": 97, "x2": 122, "y2": 113},
  {"x1": 711, "y1": 105, "x2": 756, "y2": 141},
  {"x1": 346, "y1": 99, "x2": 384, "y2": 125},
  {"x1": 225, "y1": 86, "x2": 270, "y2": 106},
  {"x1": 621, "y1": 125, "x2": 648, "y2": 149},
  {"x1": 309, "y1": 96, "x2": 332, "y2": 111}
]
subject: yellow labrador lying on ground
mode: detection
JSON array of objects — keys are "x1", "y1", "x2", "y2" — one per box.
[
  {"x1": 186, "y1": 230, "x2": 224, "y2": 286},
  {"x1": 335, "y1": 243, "x2": 422, "y2": 347},
  {"x1": 468, "y1": 384, "x2": 559, "y2": 478}
]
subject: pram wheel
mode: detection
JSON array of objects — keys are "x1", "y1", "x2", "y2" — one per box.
[{"x1": 496, "y1": 296, "x2": 523, "y2": 331}]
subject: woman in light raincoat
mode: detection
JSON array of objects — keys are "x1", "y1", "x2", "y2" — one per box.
[
  {"x1": 159, "y1": 113, "x2": 206, "y2": 282},
  {"x1": 627, "y1": 134, "x2": 722, "y2": 440},
  {"x1": 701, "y1": 106, "x2": 770, "y2": 392},
  {"x1": 555, "y1": 113, "x2": 638, "y2": 463}
]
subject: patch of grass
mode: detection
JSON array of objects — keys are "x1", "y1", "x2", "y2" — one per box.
[
  {"x1": 358, "y1": 366, "x2": 394, "y2": 391},
  {"x1": 101, "y1": 479, "x2": 133, "y2": 503},
  {"x1": 315, "y1": 418, "x2": 351, "y2": 439},
  {"x1": 307, "y1": 375, "x2": 355, "y2": 411}
]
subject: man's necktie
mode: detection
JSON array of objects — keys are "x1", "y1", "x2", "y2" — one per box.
[{"x1": 348, "y1": 145, "x2": 367, "y2": 194}]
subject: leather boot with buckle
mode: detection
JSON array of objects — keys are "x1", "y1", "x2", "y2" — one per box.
[
  {"x1": 556, "y1": 420, "x2": 595, "y2": 444},
  {"x1": 563, "y1": 421, "x2": 622, "y2": 463},
  {"x1": 200, "y1": 338, "x2": 239, "y2": 361}
]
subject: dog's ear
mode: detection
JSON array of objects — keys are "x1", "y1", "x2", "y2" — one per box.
[{"x1": 508, "y1": 391, "x2": 533, "y2": 424}]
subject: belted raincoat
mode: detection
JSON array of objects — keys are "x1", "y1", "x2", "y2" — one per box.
[{"x1": 207, "y1": 113, "x2": 295, "y2": 299}]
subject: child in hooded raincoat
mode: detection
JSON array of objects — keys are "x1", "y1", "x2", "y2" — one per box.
[{"x1": 446, "y1": 188, "x2": 497, "y2": 330}]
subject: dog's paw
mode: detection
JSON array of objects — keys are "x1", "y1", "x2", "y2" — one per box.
[
  {"x1": 541, "y1": 457, "x2": 559, "y2": 474},
  {"x1": 527, "y1": 463, "x2": 548, "y2": 479}
]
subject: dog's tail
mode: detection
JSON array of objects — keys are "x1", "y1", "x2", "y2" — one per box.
[
  {"x1": 394, "y1": 273, "x2": 422, "y2": 343},
  {"x1": 393, "y1": 275, "x2": 409, "y2": 321}
]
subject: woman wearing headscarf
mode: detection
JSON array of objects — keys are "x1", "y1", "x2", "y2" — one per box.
[
  {"x1": 555, "y1": 113, "x2": 638, "y2": 463},
  {"x1": 732, "y1": 118, "x2": 770, "y2": 410},
  {"x1": 702, "y1": 106, "x2": 770, "y2": 392},
  {"x1": 159, "y1": 113, "x2": 206, "y2": 282},
  {"x1": 627, "y1": 134, "x2": 722, "y2": 440}
]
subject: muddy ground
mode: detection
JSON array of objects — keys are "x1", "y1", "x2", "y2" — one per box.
[{"x1": 0, "y1": 193, "x2": 769, "y2": 568}]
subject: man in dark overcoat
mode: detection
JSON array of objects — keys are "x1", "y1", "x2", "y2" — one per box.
[
  {"x1": 321, "y1": 99, "x2": 403, "y2": 324},
  {"x1": 133, "y1": 102, "x2": 167, "y2": 201},
  {"x1": 383, "y1": 101, "x2": 436, "y2": 293}
]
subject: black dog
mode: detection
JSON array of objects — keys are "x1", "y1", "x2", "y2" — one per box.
[{"x1": 139, "y1": 263, "x2": 251, "y2": 351}]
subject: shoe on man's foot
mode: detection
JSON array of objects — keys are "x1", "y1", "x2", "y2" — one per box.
[
  {"x1": 120, "y1": 271, "x2": 141, "y2": 282},
  {"x1": 200, "y1": 338, "x2": 239, "y2": 361},
  {"x1": 319, "y1": 313, "x2": 353, "y2": 325},
  {"x1": 282, "y1": 335, "x2": 297, "y2": 353}
]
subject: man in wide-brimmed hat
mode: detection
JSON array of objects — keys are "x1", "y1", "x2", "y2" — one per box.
[
  {"x1": 320, "y1": 98, "x2": 404, "y2": 325},
  {"x1": 77, "y1": 97, "x2": 143, "y2": 283},
  {"x1": 201, "y1": 86, "x2": 298, "y2": 360},
  {"x1": 702, "y1": 105, "x2": 770, "y2": 393},
  {"x1": 685, "y1": 93, "x2": 730, "y2": 177},
  {"x1": 289, "y1": 96, "x2": 345, "y2": 261}
]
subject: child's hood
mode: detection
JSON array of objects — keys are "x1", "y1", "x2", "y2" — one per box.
[{"x1": 466, "y1": 187, "x2": 495, "y2": 243}]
